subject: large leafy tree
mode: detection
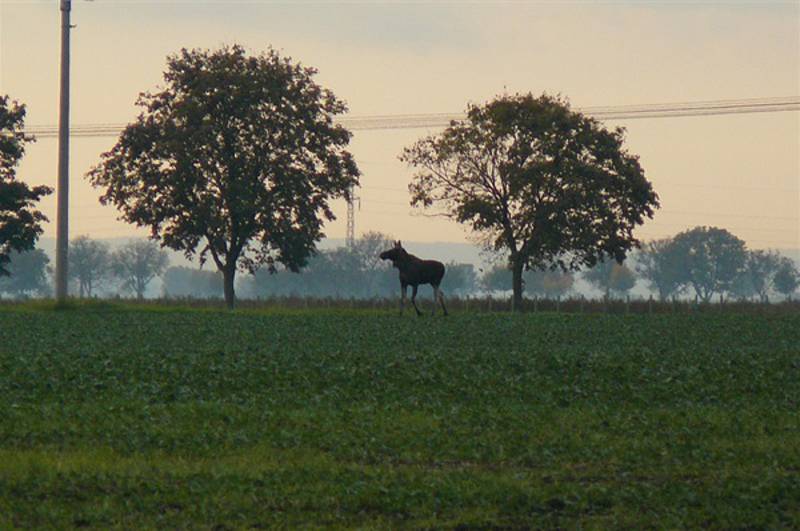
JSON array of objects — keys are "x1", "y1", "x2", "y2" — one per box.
[
  {"x1": 111, "y1": 239, "x2": 169, "y2": 299},
  {"x1": 1, "y1": 96, "x2": 52, "y2": 276},
  {"x1": 0, "y1": 248, "x2": 51, "y2": 298},
  {"x1": 88, "y1": 45, "x2": 360, "y2": 308},
  {"x1": 635, "y1": 238, "x2": 686, "y2": 301},
  {"x1": 68, "y1": 235, "x2": 112, "y2": 298},
  {"x1": 671, "y1": 226, "x2": 746, "y2": 302},
  {"x1": 402, "y1": 93, "x2": 658, "y2": 311}
]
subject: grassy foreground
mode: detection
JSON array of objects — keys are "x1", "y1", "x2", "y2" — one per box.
[{"x1": 0, "y1": 304, "x2": 798, "y2": 529}]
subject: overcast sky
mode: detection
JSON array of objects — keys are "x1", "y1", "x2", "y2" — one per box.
[{"x1": 1, "y1": 0, "x2": 798, "y2": 251}]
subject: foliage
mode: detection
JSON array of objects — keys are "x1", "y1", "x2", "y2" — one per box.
[
  {"x1": 583, "y1": 259, "x2": 637, "y2": 298},
  {"x1": 635, "y1": 238, "x2": 686, "y2": 301},
  {"x1": 402, "y1": 93, "x2": 658, "y2": 310},
  {"x1": 0, "y1": 96, "x2": 52, "y2": 275},
  {"x1": 671, "y1": 226, "x2": 747, "y2": 302},
  {"x1": 731, "y1": 249, "x2": 784, "y2": 302},
  {"x1": 482, "y1": 264, "x2": 573, "y2": 299},
  {"x1": 111, "y1": 239, "x2": 169, "y2": 299},
  {"x1": 0, "y1": 248, "x2": 50, "y2": 298},
  {"x1": 526, "y1": 268, "x2": 574, "y2": 298},
  {"x1": 162, "y1": 266, "x2": 223, "y2": 299},
  {"x1": 87, "y1": 45, "x2": 359, "y2": 308},
  {"x1": 0, "y1": 307, "x2": 798, "y2": 528},
  {"x1": 440, "y1": 262, "x2": 477, "y2": 296},
  {"x1": 68, "y1": 236, "x2": 112, "y2": 298},
  {"x1": 773, "y1": 257, "x2": 799, "y2": 299}
]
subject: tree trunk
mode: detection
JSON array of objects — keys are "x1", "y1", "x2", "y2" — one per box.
[
  {"x1": 223, "y1": 265, "x2": 236, "y2": 310},
  {"x1": 511, "y1": 258, "x2": 524, "y2": 313}
]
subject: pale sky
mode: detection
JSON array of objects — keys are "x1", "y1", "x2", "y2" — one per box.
[{"x1": 1, "y1": 0, "x2": 798, "y2": 251}]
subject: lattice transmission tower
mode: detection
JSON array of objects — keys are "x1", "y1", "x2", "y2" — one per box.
[{"x1": 346, "y1": 186, "x2": 360, "y2": 249}]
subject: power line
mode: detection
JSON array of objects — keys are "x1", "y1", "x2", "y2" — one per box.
[{"x1": 24, "y1": 96, "x2": 800, "y2": 138}]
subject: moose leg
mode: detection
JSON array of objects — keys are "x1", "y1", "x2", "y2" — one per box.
[
  {"x1": 411, "y1": 285, "x2": 422, "y2": 316},
  {"x1": 400, "y1": 283, "x2": 408, "y2": 315},
  {"x1": 434, "y1": 285, "x2": 448, "y2": 316}
]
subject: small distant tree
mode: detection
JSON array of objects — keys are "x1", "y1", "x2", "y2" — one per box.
[
  {"x1": 0, "y1": 248, "x2": 50, "y2": 298},
  {"x1": 111, "y1": 239, "x2": 169, "y2": 299},
  {"x1": 69, "y1": 235, "x2": 111, "y2": 298},
  {"x1": 87, "y1": 45, "x2": 359, "y2": 309},
  {"x1": 351, "y1": 231, "x2": 395, "y2": 296},
  {"x1": 481, "y1": 265, "x2": 512, "y2": 294},
  {"x1": 402, "y1": 93, "x2": 658, "y2": 311},
  {"x1": 1, "y1": 95, "x2": 52, "y2": 275},
  {"x1": 163, "y1": 266, "x2": 223, "y2": 298},
  {"x1": 735, "y1": 249, "x2": 785, "y2": 302},
  {"x1": 526, "y1": 269, "x2": 574, "y2": 299},
  {"x1": 635, "y1": 238, "x2": 686, "y2": 301},
  {"x1": 773, "y1": 257, "x2": 799, "y2": 300},
  {"x1": 671, "y1": 226, "x2": 746, "y2": 302},
  {"x1": 441, "y1": 262, "x2": 478, "y2": 297},
  {"x1": 583, "y1": 259, "x2": 636, "y2": 298}
]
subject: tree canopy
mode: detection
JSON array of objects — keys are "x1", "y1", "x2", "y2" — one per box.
[
  {"x1": 671, "y1": 226, "x2": 747, "y2": 302},
  {"x1": 1, "y1": 95, "x2": 52, "y2": 276},
  {"x1": 402, "y1": 93, "x2": 658, "y2": 310},
  {"x1": 0, "y1": 248, "x2": 50, "y2": 298},
  {"x1": 635, "y1": 238, "x2": 686, "y2": 301},
  {"x1": 111, "y1": 240, "x2": 170, "y2": 299},
  {"x1": 87, "y1": 45, "x2": 359, "y2": 308},
  {"x1": 69, "y1": 235, "x2": 112, "y2": 298}
]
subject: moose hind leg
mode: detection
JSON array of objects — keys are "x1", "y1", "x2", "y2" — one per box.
[
  {"x1": 411, "y1": 285, "x2": 422, "y2": 316},
  {"x1": 435, "y1": 285, "x2": 448, "y2": 316}
]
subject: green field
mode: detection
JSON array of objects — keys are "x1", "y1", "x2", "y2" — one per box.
[{"x1": 1, "y1": 304, "x2": 798, "y2": 529}]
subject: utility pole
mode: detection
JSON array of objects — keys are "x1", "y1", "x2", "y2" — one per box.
[{"x1": 55, "y1": 0, "x2": 71, "y2": 304}]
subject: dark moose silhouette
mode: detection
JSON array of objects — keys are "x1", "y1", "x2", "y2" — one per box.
[{"x1": 380, "y1": 241, "x2": 448, "y2": 316}]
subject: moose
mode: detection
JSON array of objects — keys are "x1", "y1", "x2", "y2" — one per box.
[{"x1": 380, "y1": 241, "x2": 448, "y2": 316}]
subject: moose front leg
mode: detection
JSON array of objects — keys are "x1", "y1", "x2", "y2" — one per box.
[{"x1": 400, "y1": 283, "x2": 408, "y2": 315}]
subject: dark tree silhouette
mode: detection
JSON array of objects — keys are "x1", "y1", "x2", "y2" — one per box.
[
  {"x1": 112, "y1": 239, "x2": 169, "y2": 299},
  {"x1": 671, "y1": 226, "x2": 746, "y2": 302},
  {"x1": 402, "y1": 93, "x2": 658, "y2": 311},
  {"x1": 87, "y1": 45, "x2": 359, "y2": 308},
  {"x1": 1, "y1": 96, "x2": 52, "y2": 276}
]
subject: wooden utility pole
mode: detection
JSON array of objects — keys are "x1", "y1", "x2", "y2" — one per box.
[{"x1": 55, "y1": 0, "x2": 71, "y2": 303}]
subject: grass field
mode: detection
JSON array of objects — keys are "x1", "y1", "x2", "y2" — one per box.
[{"x1": 1, "y1": 303, "x2": 798, "y2": 529}]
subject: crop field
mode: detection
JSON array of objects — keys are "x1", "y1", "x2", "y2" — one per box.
[{"x1": 0, "y1": 303, "x2": 798, "y2": 529}]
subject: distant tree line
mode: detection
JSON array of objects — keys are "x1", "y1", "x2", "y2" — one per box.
[{"x1": 2, "y1": 227, "x2": 798, "y2": 303}]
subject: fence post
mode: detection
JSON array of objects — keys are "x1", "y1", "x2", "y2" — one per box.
[
  {"x1": 580, "y1": 295, "x2": 585, "y2": 314},
  {"x1": 533, "y1": 297, "x2": 538, "y2": 313},
  {"x1": 625, "y1": 295, "x2": 630, "y2": 314},
  {"x1": 648, "y1": 294, "x2": 653, "y2": 315},
  {"x1": 556, "y1": 296, "x2": 560, "y2": 313}
]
